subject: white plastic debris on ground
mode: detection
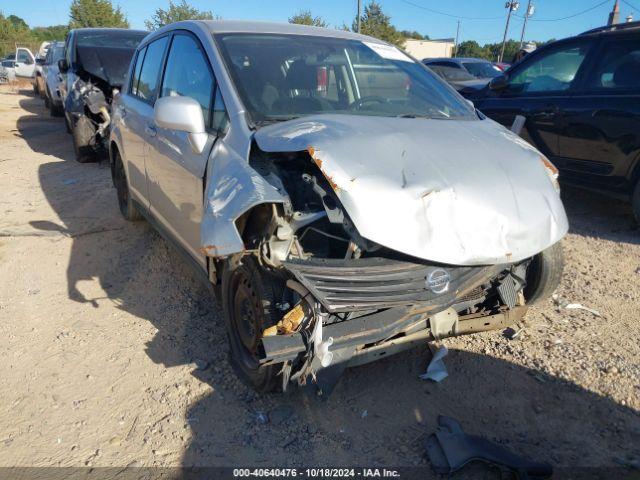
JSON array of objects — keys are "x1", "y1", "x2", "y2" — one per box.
[{"x1": 420, "y1": 345, "x2": 449, "y2": 382}]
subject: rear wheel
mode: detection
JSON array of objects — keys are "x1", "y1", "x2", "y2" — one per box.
[
  {"x1": 113, "y1": 150, "x2": 142, "y2": 222},
  {"x1": 524, "y1": 242, "x2": 564, "y2": 305},
  {"x1": 221, "y1": 256, "x2": 283, "y2": 392},
  {"x1": 72, "y1": 116, "x2": 96, "y2": 163},
  {"x1": 632, "y1": 180, "x2": 640, "y2": 224}
]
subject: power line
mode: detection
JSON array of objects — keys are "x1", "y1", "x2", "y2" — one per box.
[
  {"x1": 513, "y1": 0, "x2": 610, "y2": 22},
  {"x1": 400, "y1": 0, "x2": 503, "y2": 20},
  {"x1": 621, "y1": 0, "x2": 639, "y2": 12}
]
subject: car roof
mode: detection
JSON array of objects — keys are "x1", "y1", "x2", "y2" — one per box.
[
  {"x1": 424, "y1": 57, "x2": 490, "y2": 64},
  {"x1": 580, "y1": 20, "x2": 640, "y2": 36},
  {"x1": 71, "y1": 27, "x2": 147, "y2": 35},
  {"x1": 165, "y1": 20, "x2": 385, "y2": 44}
]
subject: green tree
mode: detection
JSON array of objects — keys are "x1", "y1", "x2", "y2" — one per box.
[
  {"x1": 31, "y1": 25, "x2": 70, "y2": 42},
  {"x1": 456, "y1": 40, "x2": 490, "y2": 60},
  {"x1": 145, "y1": 0, "x2": 213, "y2": 30},
  {"x1": 400, "y1": 30, "x2": 428, "y2": 40},
  {"x1": 288, "y1": 10, "x2": 328, "y2": 28},
  {"x1": 0, "y1": 13, "x2": 34, "y2": 57},
  {"x1": 353, "y1": 1, "x2": 403, "y2": 46},
  {"x1": 69, "y1": 0, "x2": 129, "y2": 29},
  {"x1": 7, "y1": 15, "x2": 28, "y2": 30}
]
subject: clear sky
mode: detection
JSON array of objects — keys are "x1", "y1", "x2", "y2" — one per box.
[{"x1": 1, "y1": 0, "x2": 637, "y2": 44}]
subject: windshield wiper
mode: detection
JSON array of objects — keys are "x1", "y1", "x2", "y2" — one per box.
[
  {"x1": 396, "y1": 113, "x2": 431, "y2": 119},
  {"x1": 255, "y1": 116, "x2": 301, "y2": 126}
]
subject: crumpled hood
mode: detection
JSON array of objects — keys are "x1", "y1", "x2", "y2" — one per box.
[{"x1": 254, "y1": 114, "x2": 568, "y2": 266}]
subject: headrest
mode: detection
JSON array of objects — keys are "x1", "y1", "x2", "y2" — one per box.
[
  {"x1": 286, "y1": 60, "x2": 317, "y2": 90},
  {"x1": 613, "y1": 57, "x2": 640, "y2": 88}
]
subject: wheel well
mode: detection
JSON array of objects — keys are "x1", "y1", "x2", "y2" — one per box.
[{"x1": 109, "y1": 141, "x2": 120, "y2": 181}]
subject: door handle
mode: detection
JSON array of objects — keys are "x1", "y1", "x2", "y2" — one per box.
[
  {"x1": 145, "y1": 124, "x2": 157, "y2": 137},
  {"x1": 531, "y1": 105, "x2": 560, "y2": 120}
]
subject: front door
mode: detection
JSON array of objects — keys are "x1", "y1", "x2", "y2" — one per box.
[
  {"x1": 557, "y1": 34, "x2": 640, "y2": 190},
  {"x1": 146, "y1": 33, "x2": 218, "y2": 266},
  {"x1": 476, "y1": 39, "x2": 593, "y2": 162},
  {"x1": 14, "y1": 48, "x2": 35, "y2": 77}
]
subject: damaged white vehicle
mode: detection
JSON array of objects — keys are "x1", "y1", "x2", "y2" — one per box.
[{"x1": 110, "y1": 21, "x2": 568, "y2": 394}]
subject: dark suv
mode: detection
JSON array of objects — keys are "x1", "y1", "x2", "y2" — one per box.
[{"x1": 472, "y1": 22, "x2": 640, "y2": 221}]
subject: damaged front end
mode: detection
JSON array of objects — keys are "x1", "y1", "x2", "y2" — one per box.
[
  {"x1": 67, "y1": 76, "x2": 113, "y2": 149},
  {"x1": 203, "y1": 115, "x2": 567, "y2": 393}
]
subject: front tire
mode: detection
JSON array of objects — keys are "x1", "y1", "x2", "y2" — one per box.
[
  {"x1": 524, "y1": 242, "x2": 564, "y2": 305},
  {"x1": 221, "y1": 256, "x2": 283, "y2": 392},
  {"x1": 72, "y1": 116, "x2": 96, "y2": 163},
  {"x1": 113, "y1": 150, "x2": 142, "y2": 222},
  {"x1": 632, "y1": 180, "x2": 640, "y2": 224}
]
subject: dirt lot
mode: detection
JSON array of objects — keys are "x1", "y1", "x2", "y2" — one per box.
[{"x1": 0, "y1": 85, "x2": 639, "y2": 474}]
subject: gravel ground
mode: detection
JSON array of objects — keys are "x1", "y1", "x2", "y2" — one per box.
[{"x1": 0, "y1": 86, "x2": 639, "y2": 475}]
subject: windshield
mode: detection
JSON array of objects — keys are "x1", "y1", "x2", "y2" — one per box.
[
  {"x1": 215, "y1": 33, "x2": 476, "y2": 124},
  {"x1": 429, "y1": 65, "x2": 476, "y2": 81},
  {"x1": 463, "y1": 61, "x2": 501, "y2": 79},
  {"x1": 77, "y1": 30, "x2": 147, "y2": 49},
  {"x1": 50, "y1": 46, "x2": 65, "y2": 63}
]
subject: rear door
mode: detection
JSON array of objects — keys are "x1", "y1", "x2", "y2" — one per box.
[
  {"x1": 119, "y1": 36, "x2": 170, "y2": 207},
  {"x1": 476, "y1": 39, "x2": 593, "y2": 161},
  {"x1": 557, "y1": 33, "x2": 640, "y2": 191},
  {"x1": 14, "y1": 48, "x2": 35, "y2": 77},
  {"x1": 146, "y1": 32, "x2": 227, "y2": 266}
]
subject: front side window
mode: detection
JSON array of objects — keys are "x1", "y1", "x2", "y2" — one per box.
[
  {"x1": 17, "y1": 50, "x2": 31, "y2": 63},
  {"x1": 508, "y1": 42, "x2": 590, "y2": 93},
  {"x1": 587, "y1": 40, "x2": 640, "y2": 91},
  {"x1": 161, "y1": 34, "x2": 214, "y2": 128},
  {"x1": 136, "y1": 36, "x2": 169, "y2": 102},
  {"x1": 214, "y1": 34, "x2": 476, "y2": 125}
]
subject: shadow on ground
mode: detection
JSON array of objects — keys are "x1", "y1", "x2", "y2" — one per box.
[{"x1": 17, "y1": 89, "x2": 640, "y2": 474}]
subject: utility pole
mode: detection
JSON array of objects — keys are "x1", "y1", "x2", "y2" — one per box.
[
  {"x1": 357, "y1": 0, "x2": 362, "y2": 33},
  {"x1": 500, "y1": 1, "x2": 520, "y2": 62},
  {"x1": 519, "y1": 0, "x2": 535, "y2": 48},
  {"x1": 454, "y1": 20, "x2": 461, "y2": 57}
]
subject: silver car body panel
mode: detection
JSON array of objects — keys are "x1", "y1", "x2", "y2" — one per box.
[{"x1": 253, "y1": 115, "x2": 568, "y2": 266}]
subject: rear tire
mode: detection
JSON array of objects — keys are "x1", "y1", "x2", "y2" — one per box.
[
  {"x1": 113, "y1": 150, "x2": 142, "y2": 222},
  {"x1": 72, "y1": 116, "x2": 96, "y2": 163},
  {"x1": 632, "y1": 180, "x2": 640, "y2": 224},
  {"x1": 221, "y1": 256, "x2": 283, "y2": 392},
  {"x1": 524, "y1": 242, "x2": 564, "y2": 305}
]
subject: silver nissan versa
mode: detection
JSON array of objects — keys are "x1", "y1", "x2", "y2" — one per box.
[{"x1": 110, "y1": 20, "x2": 568, "y2": 394}]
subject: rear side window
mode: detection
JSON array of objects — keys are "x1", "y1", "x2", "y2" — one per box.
[
  {"x1": 136, "y1": 36, "x2": 169, "y2": 103},
  {"x1": 130, "y1": 47, "x2": 146, "y2": 97},
  {"x1": 161, "y1": 34, "x2": 214, "y2": 128},
  {"x1": 587, "y1": 39, "x2": 640, "y2": 91}
]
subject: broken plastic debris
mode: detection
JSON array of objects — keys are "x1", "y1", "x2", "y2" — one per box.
[
  {"x1": 565, "y1": 303, "x2": 601, "y2": 317},
  {"x1": 552, "y1": 294, "x2": 601, "y2": 317},
  {"x1": 420, "y1": 345, "x2": 449, "y2": 382}
]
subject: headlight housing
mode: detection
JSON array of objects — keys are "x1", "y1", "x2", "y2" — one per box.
[{"x1": 540, "y1": 155, "x2": 560, "y2": 193}]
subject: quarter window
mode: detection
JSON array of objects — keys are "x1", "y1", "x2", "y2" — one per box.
[
  {"x1": 212, "y1": 86, "x2": 229, "y2": 133},
  {"x1": 508, "y1": 43, "x2": 590, "y2": 93},
  {"x1": 130, "y1": 47, "x2": 146, "y2": 97},
  {"x1": 161, "y1": 34, "x2": 214, "y2": 128},
  {"x1": 136, "y1": 36, "x2": 169, "y2": 103}
]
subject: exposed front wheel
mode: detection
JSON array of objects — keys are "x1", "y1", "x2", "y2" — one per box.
[
  {"x1": 72, "y1": 116, "x2": 97, "y2": 163},
  {"x1": 221, "y1": 256, "x2": 283, "y2": 392},
  {"x1": 113, "y1": 150, "x2": 142, "y2": 222},
  {"x1": 524, "y1": 242, "x2": 564, "y2": 305}
]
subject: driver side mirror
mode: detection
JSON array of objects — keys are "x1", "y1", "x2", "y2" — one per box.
[
  {"x1": 489, "y1": 75, "x2": 509, "y2": 91},
  {"x1": 154, "y1": 96, "x2": 208, "y2": 154},
  {"x1": 58, "y1": 58, "x2": 69, "y2": 73}
]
